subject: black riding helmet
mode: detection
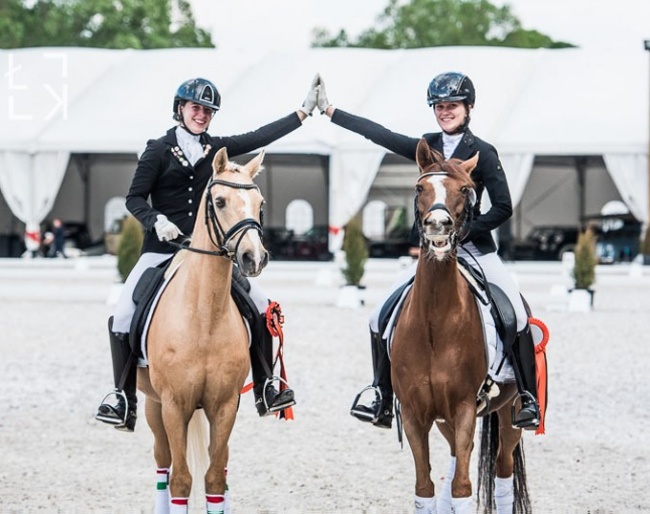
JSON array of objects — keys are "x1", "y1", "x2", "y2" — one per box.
[
  {"x1": 426, "y1": 72, "x2": 476, "y2": 108},
  {"x1": 173, "y1": 78, "x2": 221, "y2": 121}
]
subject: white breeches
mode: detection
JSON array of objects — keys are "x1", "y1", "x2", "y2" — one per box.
[
  {"x1": 112, "y1": 253, "x2": 172, "y2": 333},
  {"x1": 369, "y1": 243, "x2": 527, "y2": 333},
  {"x1": 112, "y1": 252, "x2": 268, "y2": 334}
]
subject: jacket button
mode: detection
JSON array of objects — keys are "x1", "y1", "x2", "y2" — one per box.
[{"x1": 188, "y1": 212, "x2": 193, "y2": 216}]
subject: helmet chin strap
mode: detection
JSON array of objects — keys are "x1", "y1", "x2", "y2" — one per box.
[{"x1": 179, "y1": 122, "x2": 206, "y2": 136}]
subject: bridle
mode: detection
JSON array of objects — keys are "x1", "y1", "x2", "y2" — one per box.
[
  {"x1": 414, "y1": 170, "x2": 475, "y2": 250},
  {"x1": 169, "y1": 177, "x2": 263, "y2": 259}
]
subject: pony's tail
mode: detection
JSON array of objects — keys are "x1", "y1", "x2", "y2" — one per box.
[
  {"x1": 477, "y1": 413, "x2": 533, "y2": 514},
  {"x1": 187, "y1": 409, "x2": 210, "y2": 506}
]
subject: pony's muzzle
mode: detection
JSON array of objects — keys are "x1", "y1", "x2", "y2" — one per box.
[
  {"x1": 238, "y1": 248, "x2": 269, "y2": 277},
  {"x1": 423, "y1": 210, "x2": 452, "y2": 236}
]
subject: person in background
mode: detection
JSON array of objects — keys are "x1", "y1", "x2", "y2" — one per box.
[
  {"x1": 48, "y1": 218, "x2": 67, "y2": 258},
  {"x1": 317, "y1": 72, "x2": 540, "y2": 432},
  {"x1": 95, "y1": 75, "x2": 320, "y2": 432}
]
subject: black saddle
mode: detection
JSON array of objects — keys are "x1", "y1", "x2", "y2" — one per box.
[{"x1": 129, "y1": 260, "x2": 172, "y2": 358}]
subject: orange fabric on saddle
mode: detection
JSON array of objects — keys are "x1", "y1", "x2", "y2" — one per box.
[{"x1": 530, "y1": 317, "x2": 550, "y2": 435}]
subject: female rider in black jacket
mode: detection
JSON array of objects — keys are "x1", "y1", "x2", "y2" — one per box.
[
  {"x1": 318, "y1": 72, "x2": 540, "y2": 432},
  {"x1": 96, "y1": 76, "x2": 320, "y2": 431}
]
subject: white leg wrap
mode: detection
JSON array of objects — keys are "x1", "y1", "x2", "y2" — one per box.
[
  {"x1": 206, "y1": 494, "x2": 225, "y2": 514},
  {"x1": 450, "y1": 495, "x2": 473, "y2": 514},
  {"x1": 154, "y1": 468, "x2": 170, "y2": 514},
  {"x1": 169, "y1": 498, "x2": 188, "y2": 514},
  {"x1": 414, "y1": 494, "x2": 437, "y2": 514},
  {"x1": 495, "y1": 475, "x2": 514, "y2": 514},
  {"x1": 437, "y1": 456, "x2": 456, "y2": 514}
]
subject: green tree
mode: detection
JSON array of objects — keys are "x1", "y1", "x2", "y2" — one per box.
[
  {"x1": 0, "y1": 0, "x2": 214, "y2": 49},
  {"x1": 312, "y1": 0, "x2": 574, "y2": 49}
]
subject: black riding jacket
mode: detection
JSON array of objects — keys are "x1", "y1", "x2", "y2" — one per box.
[
  {"x1": 127, "y1": 113, "x2": 303, "y2": 254},
  {"x1": 331, "y1": 109, "x2": 512, "y2": 254}
]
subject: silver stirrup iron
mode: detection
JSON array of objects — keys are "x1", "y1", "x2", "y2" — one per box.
[
  {"x1": 262, "y1": 376, "x2": 294, "y2": 413},
  {"x1": 96, "y1": 389, "x2": 130, "y2": 426},
  {"x1": 350, "y1": 385, "x2": 383, "y2": 422}
]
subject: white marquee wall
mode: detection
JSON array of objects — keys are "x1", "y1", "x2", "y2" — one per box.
[{"x1": 1, "y1": 46, "x2": 648, "y2": 248}]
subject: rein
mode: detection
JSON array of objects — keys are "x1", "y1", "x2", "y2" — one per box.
[
  {"x1": 414, "y1": 170, "x2": 474, "y2": 249},
  {"x1": 169, "y1": 177, "x2": 263, "y2": 259}
]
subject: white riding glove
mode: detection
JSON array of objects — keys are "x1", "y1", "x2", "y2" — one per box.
[
  {"x1": 154, "y1": 214, "x2": 182, "y2": 242},
  {"x1": 298, "y1": 73, "x2": 321, "y2": 116},
  {"x1": 317, "y1": 75, "x2": 331, "y2": 115}
]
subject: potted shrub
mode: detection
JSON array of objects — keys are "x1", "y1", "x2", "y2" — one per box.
[
  {"x1": 569, "y1": 227, "x2": 597, "y2": 311},
  {"x1": 639, "y1": 224, "x2": 650, "y2": 265},
  {"x1": 117, "y1": 215, "x2": 143, "y2": 283},
  {"x1": 337, "y1": 215, "x2": 368, "y2": 308}
]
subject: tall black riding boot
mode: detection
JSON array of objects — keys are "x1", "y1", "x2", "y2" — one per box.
[
  {"x1": 350, "y1": 330, "x2": 394, "y2": 429},
  {"x1": 251, "y1": 316, "x2": 296, "y2": 417},
  {"x1": 510, "y1": 324, "x2": 540, "y2": 430},
  {"x1": 95, "y1": 316, "x2": 138, "y2": 432}
]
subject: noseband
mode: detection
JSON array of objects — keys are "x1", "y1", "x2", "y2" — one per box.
[
  {"x1": 170, "y1": 178, "x2": 263, "y2": 259},
  {"x1": 414, "y1": 171, "x2": 475, "y2": 249}
]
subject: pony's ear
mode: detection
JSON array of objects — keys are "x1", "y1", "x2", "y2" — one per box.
[
  {"x1": 415, "y1": 138, "x2": 444, "y2": 174},
  {"x1": 460, "y1": 152, "x2": 479, "y2": 175},
  {"x1": 243, "y1": 149, "x2": 265, "y2": 179},
  {"x1": 213, "y1": 147, "x2": 229, "y2": 176}
]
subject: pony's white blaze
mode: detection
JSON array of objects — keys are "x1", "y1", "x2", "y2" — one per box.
[
  {"x1": 421, "y1": 175, "x2": 454, "y2": 260},
  {"x1": 237, "y1": 188, "x2": 264, "y2": 252},
  {"x1": 431, "y1": 175, "x2": 447, "y2": 204}
]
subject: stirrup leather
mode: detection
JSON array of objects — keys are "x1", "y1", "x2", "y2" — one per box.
[{"x1": 350, "y1": 385, "x2": 383, "y2": 422}]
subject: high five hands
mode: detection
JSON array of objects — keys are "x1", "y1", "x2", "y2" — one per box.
[{"x1": 298, "y1": 73, "x2": 332, "y2": 120}]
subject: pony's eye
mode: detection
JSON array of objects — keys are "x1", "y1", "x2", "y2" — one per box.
[
  {"x1": 215, "y1": 197, "x2": 225, "y2": 209},
  {"x1": 461, "y1": 186, "x2": 469, "y2": 194},
  {"x1": 416, "y1": 185, "x2": 423, "y2": 193}
]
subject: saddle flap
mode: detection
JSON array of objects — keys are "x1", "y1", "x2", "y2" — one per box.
[
  {"x1": 487, "y1": 283, "x2": 517, "y2": 349},
  {"x1": 129, "y1": 262, "x2": 171, "y2": 356}
]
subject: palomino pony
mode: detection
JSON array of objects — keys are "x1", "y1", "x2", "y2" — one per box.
[
  {"x1": 390, "y1": 139, "x2": 531, "y2": 514},
  {"x1": 137, "y1": 147, "x2": 268, "y2": 514}
]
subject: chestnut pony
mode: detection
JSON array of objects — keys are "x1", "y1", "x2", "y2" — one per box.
[
  {"x1": 137, "y1": 147, "x2": 268, "y2": 513},
  {"x1": 391, "y1": 139, "x2": 531, "y2": 514}
]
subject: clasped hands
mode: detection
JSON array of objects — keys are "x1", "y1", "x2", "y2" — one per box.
[{"x1": 299, "y1": 73, "x2": 332, "y2": 118}]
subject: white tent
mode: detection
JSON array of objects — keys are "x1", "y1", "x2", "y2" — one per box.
[{"x1": 1, "y1": 46, "x2": 648, "y2": 249}]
